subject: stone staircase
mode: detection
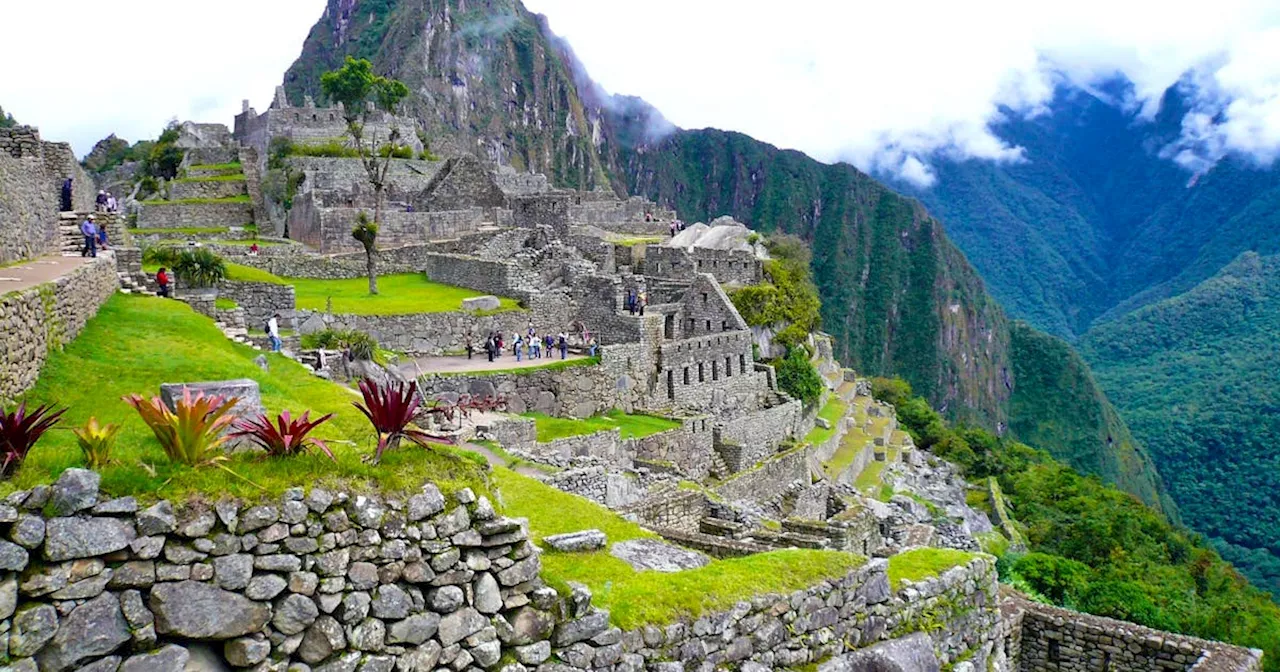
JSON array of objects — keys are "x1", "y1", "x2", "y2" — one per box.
[
  {"x1": 57, "y1": 211, "x2": 128, "y2": 257},
  {"x1": 708, "y1": 451, "x2": 732, "y2": 480}
]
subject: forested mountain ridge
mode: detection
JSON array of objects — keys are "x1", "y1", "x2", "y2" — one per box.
[
  {"x1": 1081, "y1": 252, "x2": 1280, "y2": 594},
  {"x1": 281, "y1": 0, "x2": 1171, "y2": 515}
]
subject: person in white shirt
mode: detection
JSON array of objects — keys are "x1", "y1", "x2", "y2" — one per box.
[{"x1": 267, "y1": 313, "x2": 282, "y2": 352}]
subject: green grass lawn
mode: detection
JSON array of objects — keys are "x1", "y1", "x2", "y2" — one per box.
[
  {"x1": 187, "y1": 162, "x2": 241, "y2": 172},
  {"x1": 522, "y1": 410, "x2": 682, "y2": 442},
  {"x1": 173, "y1": 174, "x2": 246, "y2": 183},
  {"x1": 886, "y1": 548, "x2": 979, "y2": 590},
  {"x1": 214, "y1": 297, "x2": 238, "y2": 310},
  {"x1": 226, "y1": 262, "x2": 288, "y2": 285},
  {"x1": 492, "y1": 469, "x2": 863, "y2": 629},
  {"x1": 804, "y1": 397, "x2": 848, "y2": 446},
  {"x1": 288, "y1": 274, "x2": 521, "y2": 315},
  {"x1": 8, "y1": 294, "x2": 487, "y2": 502},
  {"x1": 129, "y1": 227, "x2": 231, "y2": 235}
]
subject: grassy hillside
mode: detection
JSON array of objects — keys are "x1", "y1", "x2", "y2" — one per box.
[{"x1": 1081, "y1": 252, "x2": 1280, "y2": 595}]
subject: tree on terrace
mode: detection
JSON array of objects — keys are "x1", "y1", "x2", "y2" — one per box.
[{"x1": 320, "y1": 56, "x2": 410, "y2": 295}]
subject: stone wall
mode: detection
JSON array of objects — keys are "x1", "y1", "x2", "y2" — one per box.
[
  {"x1": 619, "y1": 488, "x2": 707, "y2": 534},
  {"x1": 715, "y1": 400, "x2": 804, "y2": 472},
  {"x1": 418, "y1": 361, "x2": 620, "y2": 420},
  {"x1": 535, "y1": 430, "x2": 625, "y2": 462},
  {"x1": 287, "y1": 193, "x2": 490, "y2": 253},
  {"x1": 234, "y1": 244, "x2": 443, "y2": 280},
  {"x1": 218, "y1": 281, "x2": 298, "y2": 329},
  {"x1": 627, "y1": 418, "x2": 715, "y2": 481},
  {"x1": 644, "y1": 245, "x2": 763, "y2": 286},
  {"x1": 419, "y1": 253, "x2": 523, "y2": 301},
  {"x1": 0, "y1": 127, "x2": 94, "y2": 264},
  {"x1": 0, "y1": 256, "x2": 118, "y2": 403},
  {"x1": 134, "y1": 200, "x2": 254, "y2": 229},
  {"x1": 1008, "y1": 594, "x2": 1263, "y2": 672},
  {"x1": 170, "y1": 178, "x2": 248, "y2": 201},
  {"x1": 715, "y1": 445, "x2": 811, "y2": 503},
  {"x1": 297, "y1": 309, "x2": 537, "y2": 356}
]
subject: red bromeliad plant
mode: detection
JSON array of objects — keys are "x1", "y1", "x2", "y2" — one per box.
[
  {"x1": 0, "y1": 402, "x2": 67, "y2": 479},
  {"x1": 230, "y1": 411, "x2": 335, "y2": 461},
  {"x1": 353, "y1": 378, "x2": 433, "y2": 464},
  {"x1": 123, "y1": 388, "x2": 239, "y2": 466}
]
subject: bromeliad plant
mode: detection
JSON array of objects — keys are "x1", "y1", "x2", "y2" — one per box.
[
  {"x1": 230, "y1": 410, "x2": 336, "y2": 461},
  {"x1": 73, "y1": 417, "x2": 121, "y2": 469},
  {"x1": 353, "y1": 377, "x2": 433, "y2": 464},
  {"x1": 123, "y1": 388, "x2": 240, "y2": 466},
  {"x1": 0, "y1": 402, "x2": 67, "y2": 479}
]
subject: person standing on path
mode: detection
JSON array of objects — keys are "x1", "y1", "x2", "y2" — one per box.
[
  {"x1": 558, "y1": 332, "x2": 568, "y2": 360},
  {"x1": 96, "y1": 219, "x2": 109, "y2": 251},
  {"x1": 531, "y1": 333, "x2": 541, "y2": 359},
  {"x1": 514, "y1": 334, "x2": 524, "y2": 362},
  {"x1": 80, "y1": 215, "x2": 97, "y2": 257},
  {"x1": 484, "y1": 335, "x2": 495, "y2": 362}
]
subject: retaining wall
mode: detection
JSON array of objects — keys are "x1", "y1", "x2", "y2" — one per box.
[
  {"x1": 0, "y1": 256, "x2": 118, "y2": 402},
  {"x1": 134, "y1": 200, "x2": 254, "y2": 229},
  {"x1": 218, "y1": 281, "x2": 298, "y2": 329},
  {"x1": 715, "y1": 445, "x2": 811, "y2": 503},
  {"x1": 170, "y1": 179, "x2": 248, "y2": 201}
]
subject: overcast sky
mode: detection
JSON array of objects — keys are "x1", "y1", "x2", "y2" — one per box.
[{"x1": 3, "y1": 1, "x2": 1278, "y2": 185}]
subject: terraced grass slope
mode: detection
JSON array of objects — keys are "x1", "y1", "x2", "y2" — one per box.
[{"x1": 10, "y1": 294, "x2": 487, "y2": 500}]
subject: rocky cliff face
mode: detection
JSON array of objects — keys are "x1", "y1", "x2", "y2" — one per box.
[
  {"x1": 280, "y1": 0, "x2": 1169, "y2": 514},
  {"x1": 283, "y1": 0, "x2": 612, "y2": 191}
]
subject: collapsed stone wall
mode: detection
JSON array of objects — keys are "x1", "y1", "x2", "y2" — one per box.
[
  {"x1": 1007, "y1": 593, "x2": 1263, "y2": 672},
  {"x1": 134, "y1": 201, "x2": 254, "y2": 229},
  {"x1": 619, "y1": 488, "x2": 708, "y2": 534},
  {"x1": 0, "y1": 256, "x2": 118, "y2": 403}
]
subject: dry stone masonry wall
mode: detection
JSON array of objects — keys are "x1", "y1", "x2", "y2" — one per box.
[
  {"x1": 0, "y1": 256, "x2": 118, "y2": 403},
  {"x1": 135, "y1": 201, "x2": 254, "y2": 230},
  {"x1": 0, "y1": 127, "x2": 94, "y2": 264}
]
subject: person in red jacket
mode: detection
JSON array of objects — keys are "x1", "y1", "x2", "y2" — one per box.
[{"x1": 155, "y1": 267, "x2": 171, "y2": 298}]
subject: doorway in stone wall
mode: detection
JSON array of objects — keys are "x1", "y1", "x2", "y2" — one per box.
[{"x1": 664, "y1": 314, "x2": 675, "y2": 340}]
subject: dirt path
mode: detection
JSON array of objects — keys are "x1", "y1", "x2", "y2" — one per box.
[{"x1": 399, "y1": 352, "x2": 590, "y2": 377}]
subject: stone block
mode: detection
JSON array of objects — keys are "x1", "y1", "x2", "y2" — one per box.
[{"x1": 461, "y1": 295, "x2": 502, "y2": 311}]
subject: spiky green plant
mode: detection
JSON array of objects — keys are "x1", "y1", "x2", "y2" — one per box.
[
  {"x1": 73, "y1": 417, "x2": 120, "y2": 469},
  {"x1": 123, "y1": 388, "x2": 239, "y2": 466}
]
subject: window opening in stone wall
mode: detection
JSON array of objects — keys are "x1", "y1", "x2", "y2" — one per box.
[
  {"x1": 684, "y1": 367, "x2": 690, "y2": 385},
  {"x1": 712, "y1": 361, "x2": 719, "y2": 381},
  {"x1": 698, "y1": 363, "x2": 705, "y2": 383},
  {"x1": 1047, "y1": 639, "x2": 1059, "y2": 663},
  {"x1": 667, "y1": 370, "x2": 674, "y2": 399},
  {"x1": 721, "y1": 320, "x2": 728, "y2": 331},
  {"x1": 665, "y1": 314, "x2": 675, "y2": 339},
  {"x1": 740, "y1": 354, "x2": 747, "y2": 373},
  {"x1": 702, "y1": 293, "x2": 708, "y2": 304},
  {"x1": 312, "y1": 114, "x2": 317, "y2": 121},
  {"x1": 725, "y1": 356, "x2": 733, "y2": 377},
  {"x1": 706, "y1": 320, "x2": 712, "y2": 332}
]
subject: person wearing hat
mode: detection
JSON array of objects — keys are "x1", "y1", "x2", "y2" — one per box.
[
  {"x1": 95, "y1": 190, "x2": 108, "y2": 213},
  {"x1": 80, "y1": 214, "x2": 97, "y2": 257}
]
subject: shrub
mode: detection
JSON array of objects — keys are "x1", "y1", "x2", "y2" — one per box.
[
  {"x1": 290, "y1": 139, "x2": 360, "y2": 158},
  {"x1": 174, "y1": 248, "x2": 227, "y2": 288},
  {"x1": 377, "y1": 145, "x2": 413, "y2": 159},
  {"x1": 0, "y1": 403, "x2": 66, "y2": 479},
  {"x1": 301, "y1": 328, "x2": 378, "y2": 361},
  {"x1": 1008, "y1": 552, "x2": 1092, "y2": 604},
  {"x1": 142, "y1": 245, "x2": 183, "y2": 268},
  {"x1": 230, "y1": 410, "x2": 335, "y2": 460},
  {"x1": 353, "y1": 378, "x2": 433, "y2": 464},
  {"x1": 123, "y1": 389, "x2": 239, "y2": 466},
  {"x1": 73, "y1": 417, "x2": 120, "y2": 469},
  {"x1": 775, "y1": 347, "x2": 823, "y2": 406}
]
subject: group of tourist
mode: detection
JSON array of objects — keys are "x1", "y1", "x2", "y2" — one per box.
[
  {"x1": 78, "y1": 214, "x2": 110, "y2": 258},
  {"x1": 95, "y1": 190, "x2": 119, "y2": 213},
  {"x1": 667, "y1": 219, "x2": 686, "y2": 236},
  {"x1": 467, "y1": 327, "x2": 597, "y2": 363},
  {"x1": 625, "y1": 288, "x2": 648, "y2": 316}
]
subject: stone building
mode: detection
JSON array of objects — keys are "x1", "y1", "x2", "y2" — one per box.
[{"x1": 0, "y1": 126, "x2": 95, "y2": 264}]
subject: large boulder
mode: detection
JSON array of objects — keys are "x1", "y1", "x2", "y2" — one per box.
[
  {"x1": 543, "y1": 530, "x2": 606, "y2": 552},
  {"x1": 609, "y1": 538, "x2": 710, "y2": 572},
  {"x1": 461, "y1": 295, "x2": 501, "y2": 312},
  {"x1": 35, "y1": 593, "x2": 131, "y2": 672},
  {"x1": 160, "y1": 379, "x2": 265, "y2": 420},
  {"x1": 150, "y1": 581, "x2": 271, "y2": 639}
]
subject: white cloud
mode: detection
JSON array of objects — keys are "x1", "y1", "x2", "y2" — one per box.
[
  {"x1": 526, "y1": 0, "x2": 1280, "y2": 180},
  {"x1": 3, "y1": 0, "x2": 1278, "y2": 181},
  {"x1": 0, "y1": 0, "x2": 326, "y2": 155}
]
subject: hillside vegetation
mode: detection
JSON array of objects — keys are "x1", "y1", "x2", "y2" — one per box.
[
  {"x1": 1081, "y1": 252, "x2": 1280, "y2": 595},
  {"x1": 873, "y1": 378, "x2": 1280, "y2": 668}
]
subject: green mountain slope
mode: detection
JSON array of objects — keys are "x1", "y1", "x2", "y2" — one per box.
[
  {"x1": 281, "y1": 0, "x2": 1171, "y2": 515},
  {"x1": 1081, "y1": 252, "x2": 1280, "y2": 594},
  {"x1": 612, "y1": 129, "x2": 1169, "y2": 513}
]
